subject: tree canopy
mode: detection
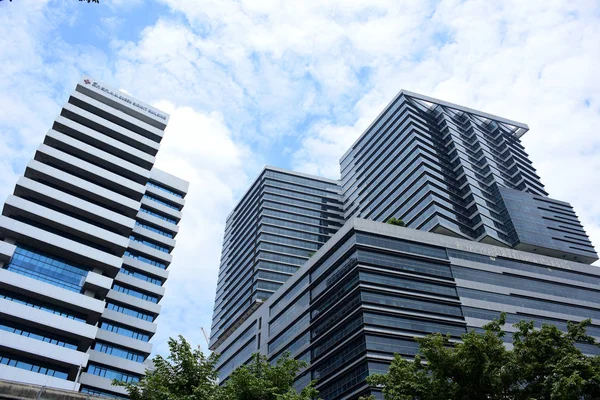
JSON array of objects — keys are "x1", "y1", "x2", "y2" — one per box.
[
  {"x1": 115, "y1": 336, "x2": 319, "y2": 400},
  {"x1": 361, "y1": 315, "x2": 600, "y2": 400}
]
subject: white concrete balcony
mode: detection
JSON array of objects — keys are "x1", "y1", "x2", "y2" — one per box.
[
  {"x1": 14, "y1": 177, "x2": 135, "y2": 236},
  {"x1": 34, "y1": 144, "x2": 145, "y2": 201},
  {"x1": 140, "y1": 196, "x2": 182, "y2": 222},
  {"x1": 60, "y1": 102, "x2": 160, "y2": 156},
  {"x1": 94, "y1": 329, "x2": 152, "y2": 354},
  {"x1": 78, "y1": 373, "x2": 128, "y2": 396},
  {"x1": 122, "y1": 256, "x2": 169, "y2": 281},
  {"x1": 0, "y1": 241, "x2": 15, "y2": 264},
  {"x1": 24, "y1": 160, "x2": 140, "y2": 218},
  {"x1": 132, "y1": 224, "x2": 176, "y2": 250},
  {"x1": 0, "y1": 364, "x2": 79, "y2": 391},
  {"x1": 69, "y1": 89, "x2": 164, "y2": 142},
  {"x1": 45, "y1": 130, "x2": 151, "y2": 184},
  {"x1": 0, "y1": 297, "x2": 97, "y2": 342},
  {"x1": 84, "y1": 272, "x2": 112, "y2": 297},
  {"x1": 0, "y1": 330, "x2": 89, "y2": 369},
  {"x1": 128, "y1": 241, "x2": 172, "y2": 265},
  {"x1": 53, "y1": 115, "x2": 155, "y2": 170},
  {"x1": 101, "y1": 308, "x2": 157, "y2": 335},
  {"x1": 145, "y1": 184, "x2": 185, "y2": 209},
  {"x1": 135, "y1": 211, "x2": 179, "y2": 236},
  {"x1": 150, "y1": 168, "x2": 189, "y2": 196},
  {"x1": 3, "y1": 196, "x2": 130, "y2": 255},
  {"x1": 114, "y1": 272, "x2": 165, "y2": 298},
  {"x1": 87, "y1": 350, "x2": 146, "y2": 376},
  {"x1": 0, "y1": 216, "x2": 122, "y2": 276},
  {"x1": 0, "y1": 269, "x2": 105, "y2": 318},
  {"x1": 106, "y1": 290, "x2": 161, "y2": 315}
]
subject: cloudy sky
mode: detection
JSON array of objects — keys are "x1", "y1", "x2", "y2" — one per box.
[{"x1": 1, "y1": 0, "x2": 599, "y2": 355}]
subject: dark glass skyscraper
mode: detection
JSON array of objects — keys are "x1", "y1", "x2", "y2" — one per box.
[
  {"x1": 210, "y1": 167, "x2": 344, "y2": 348},
  {"x1": 210, "y1": 90, "x2": 598, "y2": 400},
  {"x1": 341, "y1": 91, "x2": 595, "y2": 263}
]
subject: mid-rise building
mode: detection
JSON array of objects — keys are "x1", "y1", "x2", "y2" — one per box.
[
  {"x1": 0, "y1": 77, "x2": 188, "y2": 398},
  {"x1": 210, "y1": 90, "x2": 598, "y2": 399}
]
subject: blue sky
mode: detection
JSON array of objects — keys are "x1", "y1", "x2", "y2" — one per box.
[{"x1": 1, "y1": 0, "x2": 599, "y2": 356}]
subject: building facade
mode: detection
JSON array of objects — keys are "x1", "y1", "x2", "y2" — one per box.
[
  {"x1": 211, "y1": 91, "x2": 598, "y2": 399},
  {"x1": 210, "y1": 167, "x2": 344, "y2": 349},
  {"x1": 341, "y1": 91, "x2": 596, "y2": 264},
  {"x1": 0, "y1": 77, "x2": 188, "y2": 398},
  {"x1": 213, "y1": 219, "x2": 600, "y2": 399}
]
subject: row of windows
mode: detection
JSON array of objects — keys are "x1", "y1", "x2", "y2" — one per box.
[
  {"x1": 355, "y1": 233, "x2": 448, "y2": 260},
  {"x1": 93, "y1": 342, "x2": 145, "y2": 363},
  {"x1": 113, "y1": 284, "x2": 158, "y2": 303},
  {"x1": 124, "y1": 250, "x2": 166, "y2": 269},
  {"x1": 319, "y1": 362, "x2": 368, "y2": 400},
  {"x1": 270, "y1": 292, "x2": 309, "y2": 335},
  {"x1": 4, "y1": 245, "x2": 89, "y2": 292},
  {"x1": 80, "y1": 387, "x2": 127, "y2": 399},
  {"x1": 268, "y1": 313, "x2": 310, "y2": 354},
  {"x1": 447, "y1": 249, "x2": 597, "y2": 285},
  {"x1": 135, "y1": 221, "x2": 174, "y2": 238},
  {"x1": 362, "y1": 291, "x2": 463, "y2": 318},
  {"x1": 121, "y1": 267, "x2": 162, "y2": 286},
  {"x1": 107, "y1": 302, "x2": 154, "y2": 321},
  {"x1": 360, "y1": 271, "x2": 458, "y2": 299},
  {"x1": 313, "y1": 336, "x2": 365, "y2": 380},
  {"x1": 100, "y1": 321, "x2": 149, "y2": 341},
  {"x1": 259, "y1": 233, "x2": 321, "y2": 251},
  {"x1": 452, "y1": 266, "x2": 600, "y2": 304},
  {"x1": 458, "y1": 288, "x2": 600, "y2": 320},
  {"x1": 0, "y1": 353, "x2": 68, "y2": 379},
  {"x1": 0, "y1": 321, "x2": 78, "y2": 350},
  {"x1": 0, "y1": 291, "x2": 86, "y2": 322},
  {"x1": 140, "y1": 206, "x2": 177, "y2": 224},
  {"x1": 264, "y1": 170, "x2": 340, "y2": 191},
  {"x1": 364, "y1": 312, "x2": 467, "y2": 337},
  {"x1": 87, "y1": 363, "x2": 140, "y2": 383},
  {"x1": 143, "y1": 194, "x2": 181, "y2": 210},
  {"x1": 147, "y1": 181, "x2": 184, "y2": 198},
  {"x1": 312, "y1": 313, "x2": 363, "y2": 361},
  {"x1": 270, "y1": 332, "x2": 310, "y2": 364},
  {"x1": 129, "y1": 235, "x2": 170, "y2": 253}
]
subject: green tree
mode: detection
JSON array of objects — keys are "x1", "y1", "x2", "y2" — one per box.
[
  {"x1": 115, "y1": 335, "x2": 221, "y2": 400},
  {"x1": 386, "y1": 217, "x2": 406, "y2": 227},
  {"x1": 221, "y1": 353, "x2": 320, "y2": 400},
  {"x1": 363, "y1": 315, "x2": 600, "y2": 400}
]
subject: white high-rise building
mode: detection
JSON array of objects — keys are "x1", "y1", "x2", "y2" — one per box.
[{"x1": 0, "y1": 77, "x2": 188, "y2": 398}]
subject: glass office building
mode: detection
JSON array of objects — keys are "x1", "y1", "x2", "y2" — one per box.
[
  {"x1": 0, "y1": 77, "x2": 188, "y2": 398},
  {"x1": 211, "y1": 90, "x2": 598, "y2": 399},
  {"x1": 210, "y1": 167, "x2": 344, "y2": 349}
]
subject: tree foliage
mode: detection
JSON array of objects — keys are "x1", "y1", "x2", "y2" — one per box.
[
  {"x1": 386, "y1": 217, "x2": 406, "y2": 227},
  {"x1": 361, "y1": 315, "x2": 600, "y2": 400},
  {"x1": 116, "y1": 336, "x2": 319, "y2": 400},
  {"x1": 221, "y1": 353, "x2": 319, "y2": 400},
  {"x1": 115, "y1": 335, "x2": 221, "y2": 400}
]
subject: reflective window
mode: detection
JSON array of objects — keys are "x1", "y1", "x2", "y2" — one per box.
[
  {"x1": 362, "y1": 291, "x2": 463, "y2": 317},
  {"x1": 0, "y1": 353, "x2": 68, "y2": 379},
  {"x1": 135, "y1": 221, "x2": 174, "y2": 238},
  {"x1": 100, "y1": 321, "x2": 149, "y2": 341},
  {"x1": 124, "y1": 250, "x2": 166, "y2": 269},
  {"x1": 147, "y1": 181, "x2": 184, "y2": 198},
  {"x1": 318, "y1": 362, "x2": 368, "y2": 400},
  {"x1": 364, "y1": 312, "x2": 466, "y2": 337},
  {"x1": 356, "y1": 233, "x2": 448, "y2": 260},
  {"x1": 81, "y1": 387, "x2": 127, "y2": 399},
  {"x1": 268, "y1": 313, "x2": 310, "y2": 354},
  {"x1": 143, "y1": 194, "x2": 181, "y2": 210},
  {"x1": 129, "y1": 235, "x2": 170, "y2": 253},
  {"x1": 0, "y1": 320, "x2": 78, "y2": 349},
  {"x1": 120, "y1": 267, "x2": 162, "y2": 286},
  {"x1": 313, "y1": 335, "x2": 365, "y2": 380},
  {"x1": 87, "y1": 363, "x2": 140, "y2": 383},
  {"x1": 312, "y1": 314, "x2": 363, "y2": 361},
  {"x1": 140, "y1": 206, "x2": 177, "y2": 224},
  {"x1": 106, "y1": 302, "x2": 154, "y2": 321},
  {"x1": 0, "y1": 291, "x2": 86, "y2": 322},
  {"x1": 112, "y1": 284, "x2": 158, "y2": 303},
  {"x1": 93, "y1": 342, "x2": 145, "y2": 363},
  {"x1": 4, "y1": 245, "x2": 89, "y2": 292}
]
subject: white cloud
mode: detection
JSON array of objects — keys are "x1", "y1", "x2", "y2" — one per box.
[{"x1": 1, "y1": 0, "x2": 599, "y2": 359}]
